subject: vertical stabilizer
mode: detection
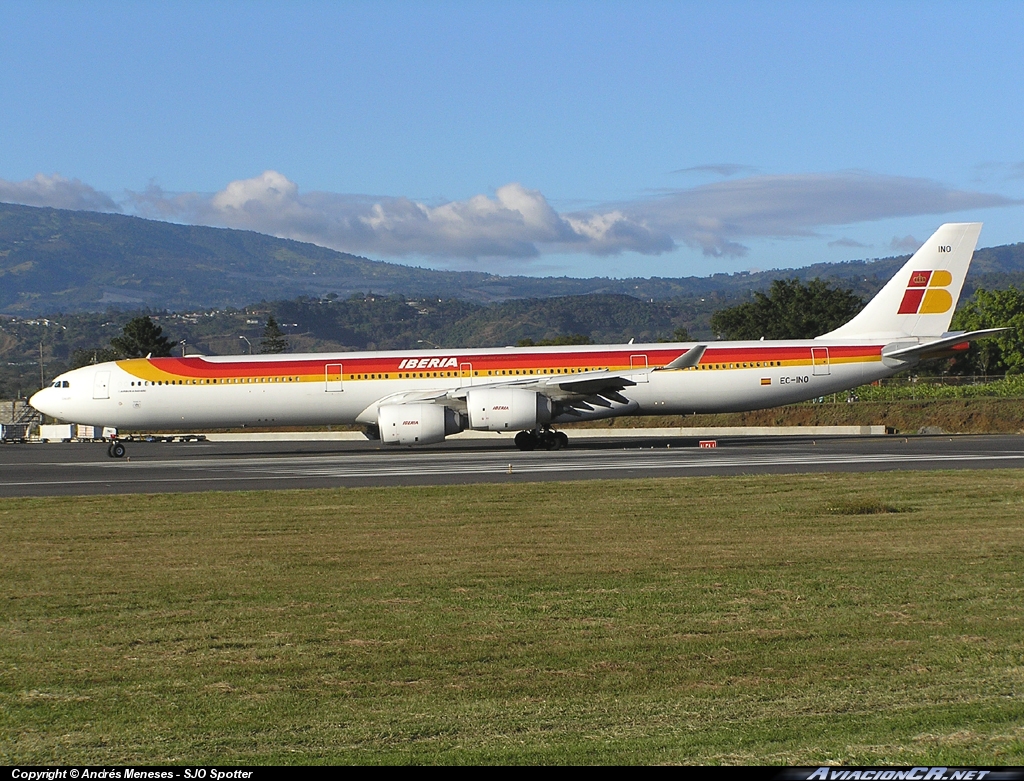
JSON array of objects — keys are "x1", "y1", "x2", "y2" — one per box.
[{"x1": 819, "y1": 223, "x2": 982, "y2": 340}]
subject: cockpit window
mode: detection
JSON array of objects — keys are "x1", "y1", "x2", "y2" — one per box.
[{"x1": 62, "y1": 381, "x2": 70, "y2": 388}]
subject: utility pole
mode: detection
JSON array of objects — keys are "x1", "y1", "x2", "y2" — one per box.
[{"x1": 39, "y1": 341, "x2": 45, "y2": 389}]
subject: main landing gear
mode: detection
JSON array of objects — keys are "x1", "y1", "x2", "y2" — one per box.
[
  {"x1": 514, "y1": 428, "x2": 569, "y2": 451},
  {"x1": 107, "y1": 440, "x2": 126, "y2": 458}
]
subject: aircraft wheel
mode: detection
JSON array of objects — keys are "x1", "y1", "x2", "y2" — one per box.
[
  {"x1": 110, "y1": 442, "x2": 126, "y2": 458},
  {"x1": 106, "y1": 443, "x2": 114, "y2": 458},
  {"x1": 543, "y1": 432, "x2": 561, "y2": 451},
  {"x1": 557, "y1": 431, "x2": 569, "y2": 449},
  {"x1": 514, "y1": 431, "x2": 535, "y2": 451}
]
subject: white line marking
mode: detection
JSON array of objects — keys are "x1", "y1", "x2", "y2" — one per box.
[{"x1": 6, "y1": 450, "x2": 1024, "y2": 488}]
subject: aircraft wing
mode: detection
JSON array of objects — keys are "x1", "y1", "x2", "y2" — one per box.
[
  {"x1": 543, "y1": 369, "x2": 637, "y2": 395},
  {"x1": 444, "y1": 345, "x2": 707, "y2": 401},
  {"x1": 442, "y1": 369, "x2": 637, "y2": 403}
]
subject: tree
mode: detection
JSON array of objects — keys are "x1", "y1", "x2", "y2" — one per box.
[
  {"x1": 109, "y1": 316, "x2": 174, "y2": 358},
  {"x1": 516, "y1": 334, "x2": 592, "y2": 347},
  {"x1": 948, "y1": 287, "x2": 1024, "y2": 376},
  {"x1": 260, "y1": 315, "x2": 289, "y2": 354},
  {"x1": 70, "y1": 347, "x2": 120, "y2": 369},
  {"x1": 710, "y1": 278, "x2": 863, "y2": 340},
  {"x1": 659, "y1": 326, "x2": 691, "y2": 343}
]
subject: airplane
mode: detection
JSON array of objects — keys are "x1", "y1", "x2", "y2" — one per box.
[{"x1": 30, "y1": 223, "x2": 1006, "y2": 458}]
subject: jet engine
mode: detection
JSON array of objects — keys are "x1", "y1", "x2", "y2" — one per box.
[
  {"x1": 378, "y1": 403, "x2": 462, "y2": 445},
  {"x1": 466, "y1": 388, "x2": 552, "y2": 431}
]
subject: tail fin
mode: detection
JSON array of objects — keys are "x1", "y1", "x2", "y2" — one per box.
[{"x1": 819, "y1": 222, "x2": 982, "y2": 340}]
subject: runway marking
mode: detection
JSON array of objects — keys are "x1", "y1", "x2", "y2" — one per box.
[
  {"x1": 16, "y1": 444, "x2": 1024, "y2": 470},
  {"x1": 236, "y1": 451, "x2": 1024, "y2": 478},
  {"x1": 5, "y1": 448, "x2": 1024, "y2": 489}
]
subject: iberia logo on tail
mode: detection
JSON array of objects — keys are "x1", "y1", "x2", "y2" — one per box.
[{"x1": 897, "y1": 270, "x2": 954, "y2": 315}]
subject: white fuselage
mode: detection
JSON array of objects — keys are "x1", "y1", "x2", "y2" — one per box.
[{"x1": 30, "y1": 339, "x2": 897, "y2": 433}]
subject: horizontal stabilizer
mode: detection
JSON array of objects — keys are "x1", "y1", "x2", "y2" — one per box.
[{"x1": 882, "y1": 328, "x2": 1011, "y2": 363}]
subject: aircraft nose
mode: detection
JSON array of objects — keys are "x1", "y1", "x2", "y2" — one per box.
[{"x1": 29, "y1": 387, "x2": 56, "y2": 416}]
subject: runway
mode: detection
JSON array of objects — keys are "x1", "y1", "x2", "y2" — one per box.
[{"x1": 3, "y1": 433, "x2": 1024, "y2": 497}]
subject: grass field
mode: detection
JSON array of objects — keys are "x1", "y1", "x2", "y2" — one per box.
[{"x1": 2, "y1": 473, "x2": 1023, "y2": 765}]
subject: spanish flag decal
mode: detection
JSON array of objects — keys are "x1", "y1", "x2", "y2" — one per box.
[{"x1": 897, "y1": 269, "x2": 954, "y2": 315}]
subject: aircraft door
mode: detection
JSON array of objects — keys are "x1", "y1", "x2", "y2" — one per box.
[
  {"x1": 811, "y1": 347, "x2": 830, "y2": 376},
  {"x1": 460, "y1": 362, "x2": 473, "y2": 387},
  {"x1": 93, "y1": 371, "x2": 110, "y2": 399},
  {"x1": 630, "y1": 354, "x2": 649, "y2": 383},
  {"x1": 325, "y1": 363, "x2": 343, "y2": 392}
]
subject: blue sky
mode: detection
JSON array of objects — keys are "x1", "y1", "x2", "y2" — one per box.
[{"x1": 2, "y1": 0, "x2": 1023, "y2": 279}]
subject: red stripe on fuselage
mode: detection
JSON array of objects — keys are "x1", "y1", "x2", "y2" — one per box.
[{"x1": 137, "y1": 344, "x2": 882, "y2": 379}]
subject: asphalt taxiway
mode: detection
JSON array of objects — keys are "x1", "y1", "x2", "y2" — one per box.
[{"x1": 3, "y1": 433, "x2": 1024, "y2": 497}]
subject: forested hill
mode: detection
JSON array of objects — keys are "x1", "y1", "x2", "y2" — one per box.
[{"x1": 2, "y1": 201, "x2": 1024, "y2": 314}]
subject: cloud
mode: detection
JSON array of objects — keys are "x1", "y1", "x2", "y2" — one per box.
[
  {"x1": 12, "y1": 167, "x2": 1014, "y2": 263},
  {"x1": 671, "y1": 163, "x2": 758, "y2": 178},
  {"x1": 973, "y1": 161, "x2": 1024, "y2": 181},
  {"x1": 890, "y1": 235, "x2": 921, "y2": 252},
  {"x1": 828, "y1": 237, "x2": 870, "y2": 249},
  {"x1": 128, "y1": 173, "x2": 673, "y2": 259},
  {"x1": 615, "y1": 171, "x2": 1016, "y2": 257},
  {"x1": 0, "y1": 173, "x2": 120, "y2": 212}
]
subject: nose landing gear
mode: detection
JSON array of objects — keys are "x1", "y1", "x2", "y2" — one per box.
[{"x1": 514, "y1": 428, "x2": 569, "y2": 451}]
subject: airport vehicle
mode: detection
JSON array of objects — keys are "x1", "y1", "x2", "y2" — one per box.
[
  {"x1": 0, "y1": 423, "x2": 31, "y2": 443},
  {"x1": 30, "y1": 223, "x2": 1004, "y2": 457}
]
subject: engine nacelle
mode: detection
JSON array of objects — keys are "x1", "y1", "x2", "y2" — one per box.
[
  {"x1": 466, "y1": 388, "x2": 552, "y2": 431},
  {"x1": 378, "y1": 403, "x2": 462, "y2": 445}
]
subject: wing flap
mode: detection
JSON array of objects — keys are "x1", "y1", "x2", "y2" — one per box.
[
  {"x1": 444, "y1": 369, "x2": 638, "y2": 401},
  {"x1": 544, "y1": 370, "x2": 638, "y2": 395}
]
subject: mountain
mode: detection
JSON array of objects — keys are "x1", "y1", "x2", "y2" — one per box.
[{"x1": 2, "y1": 201, "x2": 1024, "y2": 314}]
